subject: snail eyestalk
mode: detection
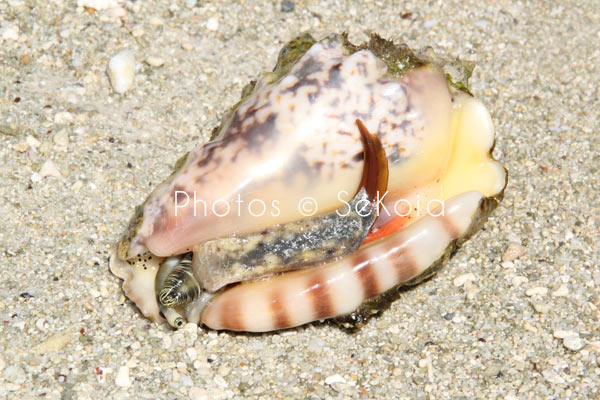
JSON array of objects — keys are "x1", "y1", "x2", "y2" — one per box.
[{"x1": 162, "y1": 307, "x2": 185, "y2": 328}]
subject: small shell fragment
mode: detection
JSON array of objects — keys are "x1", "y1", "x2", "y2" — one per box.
[
  {"x1": 115, "y1": 366, "x2": 131, "y2": 387},
  {"x1": 40, "y1": 160, "x2": 62, "y2": 178},
  {"x1": 145, "y1": 56, "x2": 165, "y2": 67},
  {"x1": 525, "y1": 287, "x2": 548, "y2": 297},
  {"x1": 107, "y1": 50, "x2": 135, "y2": 94},
  {"x1": 551, "y1": 284, "x2": 569, "y2": 297},
  {"x1": 502, "y1": 242, "x2": 526, "y2": 262},
  {"x1": 562, "y1": 335, "x2": 584, "y2": 351}
]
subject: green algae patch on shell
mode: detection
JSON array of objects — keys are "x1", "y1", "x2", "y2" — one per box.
[{"x1": 340, "y1": 33, "x2": 475, "y2": 94}]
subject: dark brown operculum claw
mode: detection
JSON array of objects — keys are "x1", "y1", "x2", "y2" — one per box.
[
  {"x1": 192, "y1": 119, "x2": 390, "y2": 292},
  {"x1": 355, "y1": 118, "x2": 389, "y2": 206}
]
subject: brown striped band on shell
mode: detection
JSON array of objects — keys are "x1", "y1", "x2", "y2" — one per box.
[{"x1": 200, "y1": 191, "x2": 484, "y2": 332}]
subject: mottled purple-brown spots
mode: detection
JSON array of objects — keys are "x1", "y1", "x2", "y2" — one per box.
[
  {"x1": 312, "y1": 160, "x2": 325, "y2": 170},
  {"x1": 352, "y1": 151, "x2": 364, "y2": 162},
  {"x1": 324, "y1": 63, "x2": 343, "y2": 88},
  {"x1": 173, "y1": 185, "x2": 188, "y2": 205},
  {"x1": 151, "y1": 204, "x2": 171, "y2": 235},
  {"x1": 357, "y1": 61, "x2": 368, "y2": 78},
  {"x1": 294, "y1": 56, "x2": 324, "y2": 79},
  {"x1": 353, "y1": 110, "x2": 370, "y2": 121},
  {"x1": 195, "y1": 140, "x2": 223, "y2": 168}
]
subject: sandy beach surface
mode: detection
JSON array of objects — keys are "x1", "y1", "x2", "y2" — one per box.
[{"x1": 0, "y1": 0, "x2": 598, "y2": 398}]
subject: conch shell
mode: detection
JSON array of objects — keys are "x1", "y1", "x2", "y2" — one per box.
[{"x1": 110, "y1": 33, "x2": 506, "y2": 332}]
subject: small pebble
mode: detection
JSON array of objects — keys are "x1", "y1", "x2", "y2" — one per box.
[
  {"x1": 71, "y1": 181, "x2": 83, "y2": 192},
  {"x1": 563, "y1": 335, "x2": 585, "y2": 351},
  {"x1": 206, "y1": 17, "x2": 219, "y2": 31},
  {"x1": 307, "y1": 337, "x2": 324, "y2": 352},
  {"x1": 53, "y1": 130, "x2": 69, "y2": 147},
  {"x1": 532, "y1": 302, "x2": 551, "y2": 313},
  {"x1": 525, "y1": 286, "x2": 548, "y2": 297},
  {"x1": 32, "y1": 329, "x2": 72, "y2": 354},
  {"x1": 388, "y1": 324, "x2": 399, "y2": 334},
  {"x1": 185, "y1": 0, "x2": 197, "y2": 8},
  {"x1": 3, "y1": 365, "x2": 26, "y2": 384},
  {"x1": 1, "y1": 25, "x2": 19, "y2": 41},
  {"x1": 107, "y1": 50, "x2": 135, "y2": 94},
  {"x1": 564, "y1": 230, "x2": 574, "y2": 241},
  {"x1": 189, "y1": 387, "x2": 208, "y2": 400},
  {"x1": 182, "y1": 41, "x2": 194, "y2": 51},
  {"x1": 15, "y1": 142, "x2": 29, "y2": 152},
  {"x1": 523, "y1": 321, "x2": 537, "y2": 332},
  {"x1": 325, "y1": 374, "x2": 346, "y2": 385},
  {"x1": 26, "y1": 135, "x2": 41, "y2": 148},
  {"x1": 149, "y1": 16, "x2": 164, "y2": 26},
  {"x1": 588, "y1": 342, "x2": 600, "y2": 353},
  {"x1": 40, "y1": 159, "x2": 62, "y2": 178},
  {"x1": 218, "y1": 364, "x2": 231, "y2": 377},
  {"x1": 553, "y1": 330, "x2": 578, "y2": 339},
  {"x1": 453, "y1": 273, "x2": 475, "y2": 287},
  {"x1": 145, "y1": 56, "x2": 165, "y2": 67},
  {"x1": 20, "y1": 54, "x2": 31, "y2": 65},
  {"x1": 186, "y1": 347, "x2": 197, "y2": 361},
  {"x1": 511, "y1": 275, "x2": 528, "y2": 287},
  {"x1": 115, "y1": 366, "x2": 131, "y2": 387},
  {"x1": 281, "y1": 0, "x2": 295, "y2": 12},
  {"x1": 502, "y1": 242, "x2": 526, "y2": 262},
  {"x1": 131, "y1": 25, "x2": 144, "y2": 37},
  {"x1": 552, "y1": 284, "x2": 569, "y2": 297},
  {"x1": 473, "y1": 18, "x2": 490, "y2": 28},
  {"x1": 181, "y1": 374, "x2": 193, "y2": 387},
  {"x1": 31, "y1": 173, "x2": 42, "y2": 183},
  {"x1": 35, "y1": 318, "x2": 47, "y2": 331},
  {"x1": 465, "y1": 283, "x2": 478, "y2": 300},
  {"x1": 107, "y1": 6, "x2": 127, "y2": 18},
  {"x1": 54, "y1": 111, "x2": 74, "y2": 124},
  {"x1": 0, "y1": 356, "x2": 4, "y2": 374},
  {"x1": 77, "y1": 0, "x2": 119, "y2": 11},
  {"x1": 424, "y1": 18, "x2": 437, "y2": 28},
  {"x1": 162, "y1": 334, "x2": 172, "y2": 350},
  {"x1": 177, "y1": 361, "x2": 188, "y2": 373},
  {"x1": 213, "y1": 374, "x2": 228, "y2": 387},
  {"x1": 483, "y1": 361, "x2": 502, "y2": 377},
  {"x1": 451, "y1": 314, "x2": 466, "y2": 324}
]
